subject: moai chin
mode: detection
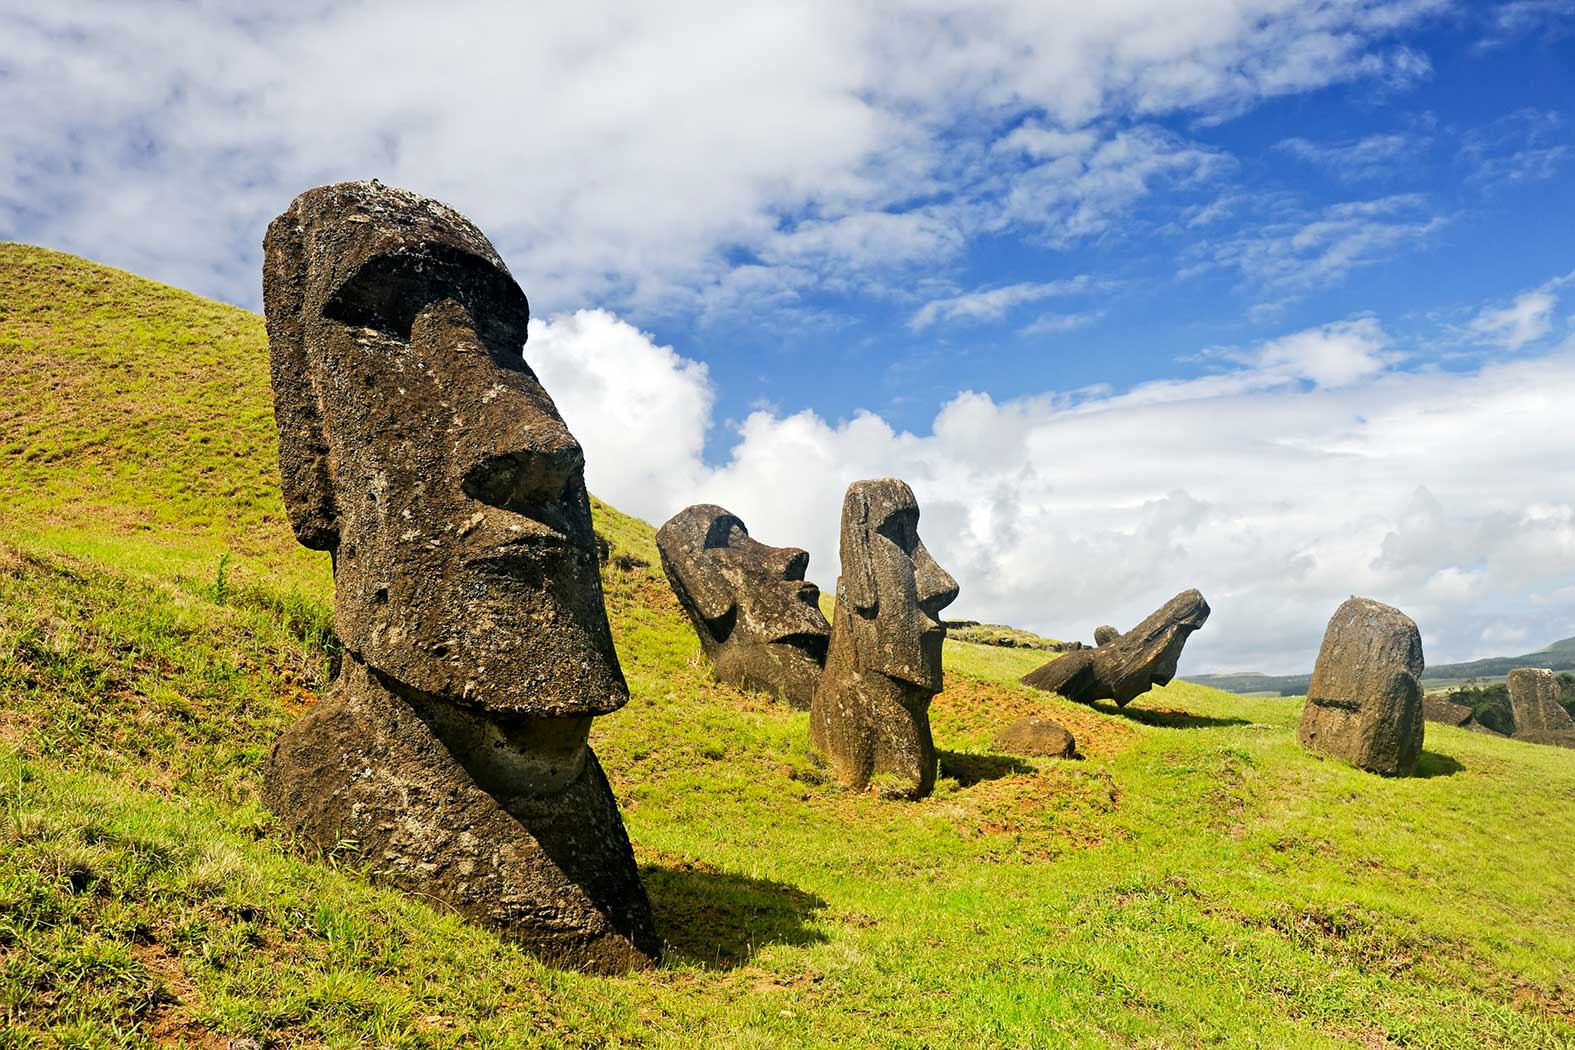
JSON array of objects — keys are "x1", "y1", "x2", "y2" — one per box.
[
  {"x1": 811, "y1": 478, "x2": 959, "y2": 798},
  {"x1": 657, "y1": 504, "x2": 831, "y2": 709},
  {"x1": 260, "y1": 180, "x2": 658, "y2": 972}
]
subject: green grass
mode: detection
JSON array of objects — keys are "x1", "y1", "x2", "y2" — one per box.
[
  {"x1": 946, "y1": 622, "x2": 1067, "y2": 651},
  {"x1": 2, "y1": 244, "x2": 1574, "y2": 1047}
]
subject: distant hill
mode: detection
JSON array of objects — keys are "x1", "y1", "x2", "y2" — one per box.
[{"x1": 1192, "y1": 635, "x2": 1575, "y2": 696}]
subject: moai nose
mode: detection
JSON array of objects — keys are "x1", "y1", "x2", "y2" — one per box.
[
  {"x1": 773, "y1": 546, "x2": 811, "y2": 581},
  {"x1": 914, "y1": 544, "x2": 959, "y2": 617},
  {"x1": 464, "y1": 429, "x2": 585, "y2": 513}
]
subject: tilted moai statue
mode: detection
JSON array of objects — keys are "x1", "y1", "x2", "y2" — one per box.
[
  {"x1": 657, "y1": 504, "x2": 831, "y2": 709},
  {"x1": 1022, "y1": 590, "x2": 1209, "y2": 705},
  {"x1": 260, "y1": 181, "x2": 658, "y2": 971},
  {"x1": 1296, "y1": 596, "x2": 1424, "y2": 776},
  {"x1": 811, "y1": 479, "x2": 959, "y2": 798}
]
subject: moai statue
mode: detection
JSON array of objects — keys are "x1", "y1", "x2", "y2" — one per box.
[
  {"x1": 1023, "y1": 590, "x2": 1209, "y2": 705},
  {"x1": 811, "y1": 479, "x2": 959, "y2": 798},
  {"x1": 657, "y1": 504, "x2": 831, "y2": 709},
  {"x1": 1296, "y1": 596, "x2": 1424, "y2": 776},
  {"x1": 1506, "y1": 668, "x2": 1575, "y2": 748},
  {"x1": 260, "y1": 181, "x2": 658, "y2": 972}
]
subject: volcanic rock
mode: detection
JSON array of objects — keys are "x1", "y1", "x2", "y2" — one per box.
[
  {"x1": 993, "y1": 716, "x2": 1077, "y2": 758},
  {"x1": 1296, "y1": 597, "x2": 1424, "y2": 776},
  {"x1": 1020, "y1": 590, "x2": 1209, "y2": 706},
  {"x1": 1507, "y1": 667, "x2": 1575, "y2": 749},
  {"x1": 810, "y1": 479, "x2": 958, "y2": 799},
  {"x1": 657, "y1": 504, "x2": 830, "y2": 709},
  {"x1": 260, "y1": 181, "x2": 657, "y2": 971}
]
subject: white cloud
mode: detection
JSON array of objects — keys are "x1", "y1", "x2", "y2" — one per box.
[
  {"x1": 990, "y1": 124, "x2": 1229, "y2": 244},
  {"x1": 1198, "y1": 194, "x2": 1445, "y2": 291},
  {"x1": 1478, "y1": 0, "x2": 1575, "y2": 49},
  {"x1": 1467, "y1": 272, "x2": 1574, "y2": 349},
  {"x1": 533, "y1": 300, "x2": 1575, "y2": 674},
  {"x1": 909, "y1": 277, "x2": 1094, "y2": 331},
  {"x1": 1459, "y1": 108, "x2": 1571, "y2": 188},
  {"x1": 525, "y1": 310, "x2": 713, "y2": 522},
  {"x1": 1275, "y1": 132, "x2": 1421, "y2": 180},
  {"x1": 0, "y1": 1, "x2": 1448, "y2": 312},
  {"x1": 1217, "y1": 317, "x2": 1397, "y2": 389},
  {"x1": 1020, "y1": 311, "x2": 1103, "y2": 336}
]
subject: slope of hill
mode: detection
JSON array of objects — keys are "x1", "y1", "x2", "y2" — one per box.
[
  {"x1": 1193, "y1": 635, "x2": 1575, "y2": 697},
  {"x1": 3, "y1": 244, "x2": 1574, "y2": 1047}
]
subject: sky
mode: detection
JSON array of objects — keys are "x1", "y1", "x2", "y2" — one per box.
[{"x1": 3, "y1": 0, "x2": 1575, "y2": 674}]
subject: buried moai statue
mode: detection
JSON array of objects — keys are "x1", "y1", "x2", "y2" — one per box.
[
  {"x1": 810, "y1": 479, "x2": 959, "y2": 798},
  {"x1": 1296, "y1": 597, "x2": 1424, "y2": 776},
  {"x1": 260, "y1": 181, "x2": 658, "y2": 972},
  {"x1": 1021, "y1": 590, "x2": 1209, "y2": 705},
  {"x1": 657, "y1": 504, "x2": 831, "y2": 710},
  {"x1": 1505, "y1": 668, "x2": 1575, "y2": 748}
]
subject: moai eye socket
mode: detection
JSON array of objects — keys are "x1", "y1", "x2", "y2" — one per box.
[
  {"x1": 876, "y1": 508, "x2": 919, "y2": 555},
  {"x1": 324, "y1": 247, "x2": 529, "y2": 356}
]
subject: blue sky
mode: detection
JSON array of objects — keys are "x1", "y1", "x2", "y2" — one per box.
[
  {"x1": 4, "y1": 1, "x2": 1575, "y2": 673},
  {"x1": 668, "y1": 13, "x2": 1575, "y2": 443}
]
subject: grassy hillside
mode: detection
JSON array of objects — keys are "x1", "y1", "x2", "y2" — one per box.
[{"x1": 2, "y1": 244, "x2": 1574, "y2": 1048}]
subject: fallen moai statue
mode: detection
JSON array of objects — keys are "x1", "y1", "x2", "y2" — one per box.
[
  {"x1": 1506, "y1": 668, "x2": 1575, "y2": 749},
  {"x1": 1020, "y1": 590, "x2": 1209, "y2": 705},
  {"x1": 811, "y1": 478, "x2": 958, "y2": 798},
  {"x1": 1296, "y1": 597, "x2": 1424, "y2": 776},
  {"x1": 657, "y1": 504, "x2": 831, "y2": 709},
  {"x1": 260, "y1": 181, "x2": 658, "y2": 972}
]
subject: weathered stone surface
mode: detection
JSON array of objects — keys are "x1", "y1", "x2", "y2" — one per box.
[
  {"x1": 1093, "y1": 625, "x2": 1120, "y2": 647},
  {"x1": 1421, "y1": 695, "x2": 1473, "y2": 727},
  {"x1": 1296, "y1": 597, "x2": 1424, "y2": 776},
  {"x1": 261, "y1": 180, "x2": 657, "y2": 971},
  {"x1": 810, "y1": 479, "x2": 958, "y2": 798},
  {"x1": 993, "y1": 716, "x2": 1076, "y2": 758},
  {"x1": 1506, "y1": 668, "x2": 1575, "y2": 749},
  {"x1": 657, "y1": 504, "x2": 830, "y2": 709},
  {"x1": 1020, "y1": 590, "x2": 1209, "y2": 706}
]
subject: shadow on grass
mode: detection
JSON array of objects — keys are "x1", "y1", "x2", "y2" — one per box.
[
  {"x1": 1090, "y1": 701, "x2": 1250, "y2": 730},
  {"x1": 939, "y1": 750, "x2": 1037, "y2": 786},
  {"x1": 643, "y1": 864, "x2": 827, "y2": 970},
  {"x1": 1414, "y1": 750, "x2": 1464, "y2": 778}
]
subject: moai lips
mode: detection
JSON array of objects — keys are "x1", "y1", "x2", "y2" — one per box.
[{"x1": 260, "y1": 180, "x2": 658, "y2": 972}]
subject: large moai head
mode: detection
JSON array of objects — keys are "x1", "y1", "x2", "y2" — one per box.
[
  {"x1": 261, "y1": 182, "x2": 657, "y2": 971},
  {"x1": 656, "y1": 504, "x2": 830, "y2": 709},
  {"x1": 262, "y1": 180, "x2": 625, "y2": 717},
  {"x1": 837, "y1": 478, "x2": 959, "y2": 692}
]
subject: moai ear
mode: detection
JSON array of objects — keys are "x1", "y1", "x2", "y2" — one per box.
[
  {"x1": 263, "y1": 205, "x2": 340, "y2": 551},
  {"x1": 840, "y1": 486, "x2": 879, "y2": 614}
]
